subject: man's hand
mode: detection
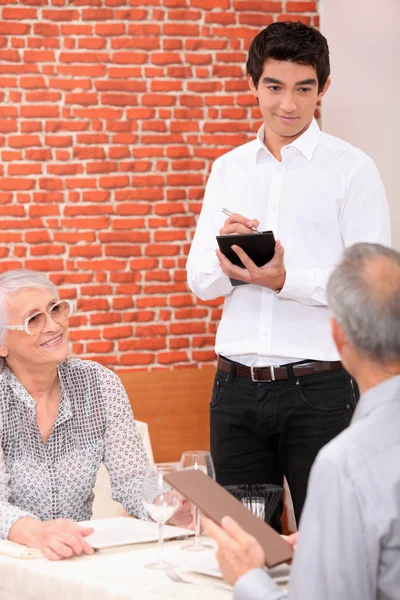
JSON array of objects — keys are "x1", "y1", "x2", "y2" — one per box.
[
  {"x1": 219, "y1": 212, "x2": 260, "y2": 235},
  {"x1": 203, "y1": 515, "x2": 265, "y2": 586},
  {"x1": 217, "y1": 240, "x2": 286, "y2": 290},
  {"x1": 9, "y1": 517, "x2": 94, "y2": 561}
]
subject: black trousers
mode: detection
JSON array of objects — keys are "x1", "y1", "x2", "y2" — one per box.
[{"x1": 210, "y1": 358, "x2": 359, "y2": 532}]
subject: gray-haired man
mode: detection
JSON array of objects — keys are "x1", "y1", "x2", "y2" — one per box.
[{"x1": 204, "y1": 242, "x2": 400, "y2": 600}]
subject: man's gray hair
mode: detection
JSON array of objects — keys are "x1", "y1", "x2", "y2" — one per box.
[
  {"x1": 0, "y1": 269, "x2": 59, "y2": 345},
  {"x1": 327, "y1": 243, "x2": 400, "y2": 363}
]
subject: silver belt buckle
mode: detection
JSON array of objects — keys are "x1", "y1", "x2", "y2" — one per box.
[{"x1": 250, "y1": 366, "x2": 275, "y2": 382}]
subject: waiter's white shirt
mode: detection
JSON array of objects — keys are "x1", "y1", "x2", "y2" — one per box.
[{"x1": 186, "y1": 119, "x2": 391, "y2": 366}]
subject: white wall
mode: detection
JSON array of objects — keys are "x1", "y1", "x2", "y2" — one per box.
[{"x1": 320, "y1": 0, "x2": 400, "y2": 249}]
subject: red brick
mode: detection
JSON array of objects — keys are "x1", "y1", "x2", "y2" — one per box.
[
  {"x1": 158, "y1": 351, "x2": 188, "y2": 365},
  {"x1": 69, "y1": 245, "x2": 102, "y2": 258},
  {"x1": 8, "y1": 163, "x2": 42, "y2": 176},
  {"x1": 119, "y1": 353, "x2": 154, "y2": 366},
  {"x1": 170, "y1": 322, "x2": 206, "y2": 334},
  {"x1": 233, "y1": 0, "x2": 281, "y2": 9},
  {"x1": 69, "y1": 330, "x2": 101, "y2": 341},
  {"x1": 192, "y1": 350, "x2": 217, "y2": 362},
  {"x1": 21, "y1": 105, "x2": 60, "y2": 118},
  {"x1": 120, "y1": 338, "x2": 167, "y2": 351},
  {"x1": 24, "y1": 259, "x2": 64, "y2": 271},
  {"x1": 0, "y1": 178, "x2": 35, "y2": 190},
  {"x1": 103, "y1": 325, "x2": 132, "y2": 339},
  {"x1": 3, "y1": 8, "x2": 37, "y2": 19},
  {"x1": 0, "y1": 23, "x2": 30, "y2": 35},
  {"x1": 0, "y1": 120, "x2": 17, "y2": 133},
  {"x1": 30, "y1": 244, "x2": 65, "y2": 256},
  {"x1": 42, "y1": 10, "x2": 80, "y2": 21},
  {"x1": 277, "y1": 14, "x2": 311, "y2": 24},
  {"x1": 95, "y1": 24, "x2": 126, "y2": 36},
  {"x1": 60, "y1": 52, "x2": 109, "y2": 64},
  {"x1": 87, "y1": 342, "x2": 115, "y2": 353},
  {"x1": 0, "y1": 193, "x2": 11, "y2": 204},
  {"x1": 286, "y1": 1, "x2": 316, "y2": 11},
  {"x1": 90, "y1": 312, "x2": 121, "y2": 325},
  {"x1": 163, "y1": 24, "x2": 200, "y2": 36}
]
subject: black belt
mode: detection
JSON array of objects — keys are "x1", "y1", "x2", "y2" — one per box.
[{"x1": 217, "y1": 356, "x2": 342, "y2": 383}]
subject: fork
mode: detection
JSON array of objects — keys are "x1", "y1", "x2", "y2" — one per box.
[
  {"x1": 166, "y1": 569, "x2": 230, "y2": 592},
  {"x1": 166, "y1": 570, "x2": 193, "y2": 585}
]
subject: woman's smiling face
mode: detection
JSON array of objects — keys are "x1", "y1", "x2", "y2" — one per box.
[{"x1": 0, "y1": 288, "x2": 70, "y2": 368}]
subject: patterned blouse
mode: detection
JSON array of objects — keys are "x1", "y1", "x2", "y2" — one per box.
[{"x1": 0, "y1": 357, "x2": 149, "y2": 539}]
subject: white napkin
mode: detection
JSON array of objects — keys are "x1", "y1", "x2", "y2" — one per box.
[{"x1": 0, "y1": 540, "x2": 43, "y2": 559}]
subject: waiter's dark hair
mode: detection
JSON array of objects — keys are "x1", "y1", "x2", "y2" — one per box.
[{"x1": 246, "y1": 21, "x2": 330, "y2": 93}]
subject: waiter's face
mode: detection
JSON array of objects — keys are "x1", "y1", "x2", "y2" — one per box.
[{"x1": 248, "y1": 59, "x2": 330, "y2": 141}]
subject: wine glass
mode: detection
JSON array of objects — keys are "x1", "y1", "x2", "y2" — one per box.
[
  {"x1": 179, "y1": 450, "x2": 215, "y2": 551},
  {"x1": 142, "y1": 463, "x2": 180, "y2": 570}
]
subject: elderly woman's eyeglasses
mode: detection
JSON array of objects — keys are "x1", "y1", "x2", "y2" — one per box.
[{"x1": 2, "y1": 299, "x2": 73, "y2": 336}]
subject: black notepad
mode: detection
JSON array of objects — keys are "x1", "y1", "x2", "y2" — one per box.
[{"x1": 216, "y1": 231, "x2": 275, "y2": 286}]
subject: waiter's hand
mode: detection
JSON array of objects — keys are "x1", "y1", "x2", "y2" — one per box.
[
  {"x1": 216, "y1": 240, "x2": 286, "y2": 291},
  {"x1": 203, "y1": 515, "x2": 265, "y2": 586},
  {"x1": 219, "y1": 212, "x2": 260, "y2": 235}
]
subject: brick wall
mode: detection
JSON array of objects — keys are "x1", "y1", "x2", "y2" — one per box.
[{"x1": 0, "y1": 0, "x2": 319, "y2": 372}]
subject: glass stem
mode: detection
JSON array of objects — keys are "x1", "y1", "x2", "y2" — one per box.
[
  {"x1": 158, "y1": 521, "x2": 164, "y2": 563},
  {"x1": 195, "y1": 506, "x2": 201, "y2": 545}
]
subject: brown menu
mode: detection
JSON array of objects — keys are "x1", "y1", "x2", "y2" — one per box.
[{"x1": 165, "y1": 469, "x2": 293, "y2": 567}]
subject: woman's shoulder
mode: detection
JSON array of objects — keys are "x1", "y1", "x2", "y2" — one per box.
[{"x1": 60, "y1": 357, "x2": 121, "y2": 385}]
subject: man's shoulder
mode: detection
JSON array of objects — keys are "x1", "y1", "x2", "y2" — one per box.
[
  {"x1": 318, "y1": 402, "x2": 400, "y2": 479},
  {"x1": 318, "y1": 129, "x2": 374, "y2": 168}
]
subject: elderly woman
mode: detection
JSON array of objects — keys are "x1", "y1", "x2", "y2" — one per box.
[{"x1": 0, "y1": 269, "x2": 191, "y2": 560}]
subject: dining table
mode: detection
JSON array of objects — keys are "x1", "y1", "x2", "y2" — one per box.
[
  {"x1": 0, "y1": 535, "x2": 228, "y2": 600},
  {"x1": 0, "y1": 529, "x2": 289, "y2": 600}
]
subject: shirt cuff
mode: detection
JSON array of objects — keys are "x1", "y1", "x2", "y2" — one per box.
[
  {"x1": 276, "y1": 268, "x2": 316, "y2": 302},
  {"x1": 187, "y1": 255, "x2": 234, "y2": 300},
  {"x1": 233, "y1": 568, "x2": 285, "y2": 600},
  {"x1": 1, "y1": 508, "x2": 38, "y2": 540}
]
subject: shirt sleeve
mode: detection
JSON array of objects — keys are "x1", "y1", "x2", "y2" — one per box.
[
  {"x1": 284, "y1": 450, "x2": 375, "y2": 600},
  {"x1": 100, "y1": 368, "x2": 150, "y2": 520},
  {"x1": 234, "y1": 569, "x2": 287, "y2": 600},
  {"x1": 186, "y1": 160, "x2": 235, "y2": 301},
  {"x1": 277, "y1": 157, "x2": 391, "y2": 306},
  {"x1": 0, "y1": 420, "x2": 37, "y2": 540}
]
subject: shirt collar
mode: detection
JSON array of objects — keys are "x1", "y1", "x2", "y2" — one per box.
[
  {"x1": 352, "y1": 374, "x2": 400, "y2": 424},
  {"x1": 255, "y1": 117, "x2": 321, "y2": 162},
  {"x1": 1, "y1": 360, "x2": 73, "y2": 423}
]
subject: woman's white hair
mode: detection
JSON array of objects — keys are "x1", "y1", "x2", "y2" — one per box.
[{"x1": 0, "y1": 269, "x2": 59, "y2": 345}]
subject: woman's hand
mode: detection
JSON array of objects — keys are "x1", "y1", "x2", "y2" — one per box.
[
  {"x1": 9, "y1": 517, "x2": 95, "y2": 561},
  {"x1": 168, "y1": 498, "x2": 196, "y2": 530},
  {"x1": 282, "y1": 531, "x2": 299, "y2": 550}
]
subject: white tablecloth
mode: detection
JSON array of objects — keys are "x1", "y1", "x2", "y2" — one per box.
[{"x1": 0, "y1": 538, "x2": 232, "y2": 600}]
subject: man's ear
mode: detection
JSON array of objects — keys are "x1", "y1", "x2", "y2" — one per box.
[
  {"x1": 247, "y1": 74, "x2": 258, "y2": 99},
  {"x1": 317, "y1": 77, "x2": 331, "y2": 101},
  {"x1": 0, "y1": 345, "x2": 8, "y2": 358},
  {"x1": 330, "y1": 317, "x2": 346, "y2": 356}
]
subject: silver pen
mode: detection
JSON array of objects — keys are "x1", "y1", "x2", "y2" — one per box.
[{"x1": 222, "y1": 206, "x2": 261, "y2": 233}]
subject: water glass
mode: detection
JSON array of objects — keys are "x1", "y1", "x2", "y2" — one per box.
[
  {"x1": 179, "y1": 450, "x2": 215, "y2": 551},
  {"x1": 142, "y1": 463, "x2": 180, "y2": 569}
]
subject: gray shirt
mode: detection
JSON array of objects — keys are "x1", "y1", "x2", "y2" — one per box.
[
  {"x1": 234, "y1": 374, "x2": 400, "y2": 600},
  {"x1": 0, "y1": 358, "x2": 149, "y2": 539}
]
